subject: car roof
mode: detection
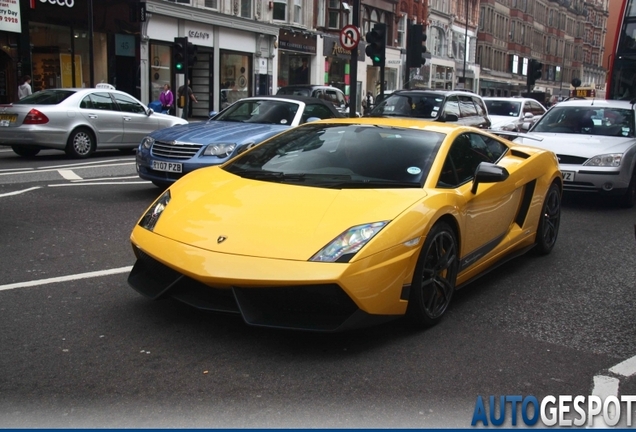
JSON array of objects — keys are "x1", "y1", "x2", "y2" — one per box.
[
  {"x1": 483, "y1": 97, "x2": 536, "y2": 101},
  {"x1": 279, "y1": 85, "x2": 341, "y2": 89},
  {"x1": 239, "y1": 95, "x2": 344, "y2": 116},
  {"x1": 389, "y1": 89, "x2": 483, "y2": 97},
  {"x1": 552, "y1": 98, "x2": 635, "y2": 109},
  {"x1": 310, "y1": 116, "x2": 485, "y2": 134}
]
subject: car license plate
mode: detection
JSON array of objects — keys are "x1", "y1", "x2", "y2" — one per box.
[
  {"x1": 152, "y1": 161, "x2": 182, "y2": 173},
  {"x1": 561, "y1": 171, "x2": 575, "y2": 182},
  {"x1": 0, "y1": 114, "x2": 16, "y2": 126}
]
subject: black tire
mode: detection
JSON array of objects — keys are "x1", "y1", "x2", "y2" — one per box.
[
  {"x1": 406, "y1": 221, "x2": 459, "y2": 328},
  {"x1": 11, "y1": 146, "x2": 40, "y2": 157},
  {"x1": 65, "y1": 127, "x2": 95, "y2": 158},
  {"x1": 619, "y1": 170, "x2": 636, "y2": 209},
  {"x1": 534, "y1": 182, "x2": 561, "y2": 255}
]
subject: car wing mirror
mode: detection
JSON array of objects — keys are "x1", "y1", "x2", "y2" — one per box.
[
  {"x1": 306, "y1": 117, "x2": 321, "y2": 123},
  {"x1": 471, "y1": 162, "x2": 510, "y2": 194},
  {"x1": 523, "y1": 112, "x2": 534, "y2": 119},
  {"x1": 520, "y1": 122, "x2": 531, "y2": 131},
  {"x1": 146, "y1": 108, "x2": 154, "y2": 116},
  {"x1": 441, "y1": 113, "x2": 459, "y2": 123},
  {"x1": 209, "y1": 110, "x2": 218, "y2": 118},
  {"x1": 236, "y1": 142, "x2": 256, "y2": 156}
]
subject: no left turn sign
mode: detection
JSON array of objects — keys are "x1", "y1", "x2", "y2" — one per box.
[{"x1": 340, "y1": 25, "x2": 360, "y2": 51}]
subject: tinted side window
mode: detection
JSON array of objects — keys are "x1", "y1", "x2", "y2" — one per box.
[
  {"x1": 473, "y1": 97, "x2": 487, "y2": 117},
  {"x1": 531, "y1": 101, "x2": 546, "y2": 115},
  {"x1": 302, "y1": 104, "x2": 334, "y2": 122},
  {"x1": 112, "y1": 93, "x2": 146, "y2": 114},
  {"x1": 458, "y1": 96, "x2": 477, "y2": 118},
  {"x1": 89, "y1": 92, "x2": 117, "y2": 111},
  {"x1": 443, "y1": 96, "x2": 460, "y2": 117},
  {"x1": 468, "y1": 133, "x2": 508, "y2": 163},
  {"x1": 79, "y1": 95, "x2": 93, "y2": 109},
  {"x1": 437, "y1": 133, "x2": 506, "y2": 188}
]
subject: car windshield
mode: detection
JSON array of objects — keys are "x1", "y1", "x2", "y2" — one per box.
[
  {"x1": 530, "y1": 106, "x2": 635, "y2": 137},
  {"x1": 485, "y1": 100, "x2": 521, "y2": 117},
  {"x1": 213, "y1": 99, "x2": 299, "y2": 125},
  {"x1": 368, "y1": 94, "x2": 442, "y2": 119},
  {"x1": 14, "y1": 90, "x2": 76, "y2": 105},
  {"x1": 224, "y1": 123, "x2": 445, "y2": 188},
  {"x1": 277, "y1": 87, "x2": 311, "y2": 97}
]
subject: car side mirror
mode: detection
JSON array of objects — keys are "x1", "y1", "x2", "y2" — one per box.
[
  {"x1": 146, "y1": 108, "x2": 154, "y2": 116},
  {"x1": 306, "y1": 117, "x2": 321, "y2": 123},
  {"x1": 441, "y1": 113, "x2": 459, "y2": 123},
  {"x1": 471, "y1": 162, "x2": 509, "y2": 194},
  {"x1": 520, "y1": 122, "x2": 531, "y2": 131},
  {"x1": 236, "y1": 142, "x2": 256, "y2": 156},
  {"x1": 209, "y1": 111, "x2": 218, "y2": 118},
  {"x1": 524, "y1": 112, "x2": 534, "y2": 119}
]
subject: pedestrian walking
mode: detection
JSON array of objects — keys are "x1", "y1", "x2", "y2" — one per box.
[
  {"x1": 177, "y1": 79, "x2": 198, "y2": 119},
  {"x1": 159, "y1": 84, "x2": 174, "y2": 115},
  {"x1": 18, "y1": 75, "x2": 32, "y2": 100}
]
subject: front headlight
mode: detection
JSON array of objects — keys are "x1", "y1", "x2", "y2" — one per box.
[
  {"x1": 310, "y1": 221, "x2": 389, "y2": 263},
  {"x1": 203, "y1": 143, "x2": 236, "y2": 157},
  {"x1": 139, "y1": 190, "x2": 171, "y2": 231},
  {"x1": 141, "y1": 136, "x2": 155, "y2": 149},
  {"x1": 584, "y1": 153, "x2": 623, "y2": 167}
]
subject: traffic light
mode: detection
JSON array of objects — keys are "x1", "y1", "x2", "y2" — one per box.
[
  {"x1": 407, "y1": 24, "x2": 428, "y2": 68},
  {"x1": 187, "y1": 41, "x2": 198, "y2": 67},
  {"x1": 173, "y1": 37, "x2": 186, "y2": 74},
  {"x1": 365, "y1": 23, "x2": 386, "y2": 67},
  {"x1": 527, "y1": 59, "x2": 543, "y2": 87}
]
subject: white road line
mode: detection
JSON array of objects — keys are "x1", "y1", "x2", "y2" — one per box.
[
  {"x1": 49, "y1": 181, "x2": 150, "y2": 187},
  {"x1": 58, "y1": 169, "x2": 83, "y2": 180},
  {"x1": 0, "y1": 161, "x2": 135, "y2": 176},
  {"x1": 0, "y1": 186, "x2": 41, "y2": 197},
  {"x1": 592, "y1": 375, "x2": 620, "y2": 398},
  {"x1": 71, "y1": 175, "x2": 142, "y2": 182},
  {"x1": 42, "y1": 158, "x2": 134, "y2": 169},
  {"x1": 0, "y1": 167, "x2": 35, "y2": 172},
  {"x1": 0, "y1": 266, "x2": 133, "y2": 292},
  {"x1": 609, "y1": 354, "x2": 636, "y2": 377}
]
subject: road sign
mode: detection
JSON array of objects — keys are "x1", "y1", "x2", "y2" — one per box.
[{"x1": 340, "y1": 25, "x2": 360, "y2": 51}]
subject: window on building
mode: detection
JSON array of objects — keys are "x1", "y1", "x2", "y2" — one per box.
[
  {"x1": 241, "y1": 0, "x2": 252, "y2": 18},
  {"x1": 273, "y1": 0, "x2": 286, "y2": 20},
  {"x1": 327, "y1": 0, "x2": 340, "y2": 29},
  {"x1": 293, "y1": 0, "x2": 302, "y2": 24},
  {"x1": 430, "y1": 26, "x2": 445, "y2": 57},
  {"x1": 397, "y1": 15, "x2": 406, "y2": 48},
  {"x1": 204, "y1": 0, "x2": 218, "y2": 9}
]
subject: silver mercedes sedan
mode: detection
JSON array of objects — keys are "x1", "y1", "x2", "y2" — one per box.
[{"x1": 0, "y1": 85, "x2": 187, "y2": 158}]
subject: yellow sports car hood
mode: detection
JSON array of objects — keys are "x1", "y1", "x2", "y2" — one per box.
[{"x1": 150, "y1": 167, "x2": 427, "y2": 261}]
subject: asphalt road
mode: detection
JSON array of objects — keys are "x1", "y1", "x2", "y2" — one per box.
[{"x1": 1, "y1": 146, "x2": 635, "y2": 428}]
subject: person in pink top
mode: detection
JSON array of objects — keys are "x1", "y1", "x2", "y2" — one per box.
[{"x1": 159, "y1": 84, "x2": 174, "y2": 114}]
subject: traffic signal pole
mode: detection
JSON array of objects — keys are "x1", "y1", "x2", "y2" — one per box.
[{"x1": 349, "y1": 0, "x2": 359, "y2": 118}]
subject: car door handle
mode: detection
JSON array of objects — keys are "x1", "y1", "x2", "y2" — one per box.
[
  {"x1": 88, "y1": 114, "x2": 98, "y2": 119},
  {"x1": 123, "y1": 116, "x2": 132, "y2": 121}
]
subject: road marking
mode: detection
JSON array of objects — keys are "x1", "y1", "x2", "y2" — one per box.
[
  {"x1": 0, "y1": 186, "x2": 41, "y2": 197},
  {"x1": 71, "y1": 175, "x2": 143, "y2": 182},
  {"x1": 42, "y1": 158, "x2": 134, "y2": 169},
  {"x1": 609, "y1": 354, "x2": 636, "y2": 377},
  {"x1": 0, "y1": 161, "x2": 135, "y2": 176},
  {"x1": 49, "y1": 181, "x2": 150, "y2": 187},
  {"x1": 0, "y1": 266, "x2": 133, "y2": 292},
  {"x1": 58, "y1": 169, "x2": 83, "y2": 180},
  {"x1": 0, "y1": 167, "x2": 35, "y2": 172}
]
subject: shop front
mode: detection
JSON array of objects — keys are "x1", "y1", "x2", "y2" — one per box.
[
  {"x1": 1, "y1": 0, "x2": 140, "y2": 102},
  {"x1": 322, "y1": 35, "x2": 365, "y2": 103},
  {"x1": 143, "y1": 0, "x2": 278, "y2": 117},
  {"x1": 277, "y1": 29, "x2": 316, "y2": 88}
]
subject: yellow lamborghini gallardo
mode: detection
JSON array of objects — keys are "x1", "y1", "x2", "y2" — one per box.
[{"x1": 128, "y1": 118, "x2": 562, "y2": 331}]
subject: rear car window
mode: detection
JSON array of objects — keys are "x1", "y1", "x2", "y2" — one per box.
[
  {"x1": 277, "y1": 87, "x2": 311, "y2": 97},
  {"x1": 15, "y1": 90, "x2": 75, "y2": 105},
  {"x1": 370, "y1": 93, "x2": 444, "y2": 119}
]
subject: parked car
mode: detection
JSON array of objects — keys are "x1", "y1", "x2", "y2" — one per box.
[
  {"x1": 514, "y1": 98, "x2": 636, "y2": 207},
  {"x1": 277, "y1": 85, "x2": 349, "y2": 115},
  {"x1": 0, "y1": 85, "x2": 187, "y2": 158},
  {"x1": 368, "y1": 89, "x2": 492, "y2": 129},
  {"x1": 483, "y1": 97, "x2": 547, "y2": 131},
  {"x1": 128, "y1": 117, "x2": 562, "y2": 332},
  {"x1": 136, "y1": 95, "x2": 343, "y2": 187}
]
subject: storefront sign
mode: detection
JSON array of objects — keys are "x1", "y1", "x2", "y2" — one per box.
[
  {"x1": 278, "y1": 31, "x2": 316, "y2": 54},
  {"x1": 188, "y1": 30, "x2": 211, "y2": 40},
  {"x1": 323, "y1": 36, "x2": 365, "y2": 61},
  {"x1": 186, "y1": 25, "x2": 214, "y2": 47},
  {"x1": 115, "y1": 34, "x2": 135, "y2": 57},
  {"x1": 0, "y1": 0, "x2": 21, "y2": 33},
  {"x1": 40, "y1": 0, "x2": 75, "y2": 7}
]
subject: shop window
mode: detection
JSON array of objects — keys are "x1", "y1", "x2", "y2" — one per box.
[{"x1": 220, "y1": 51, "x2": 252, "y2": 107}]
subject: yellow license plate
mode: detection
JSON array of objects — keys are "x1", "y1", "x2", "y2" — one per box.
[{"x1": 0, "y1": 114, "x2": 17, "y2": 122}]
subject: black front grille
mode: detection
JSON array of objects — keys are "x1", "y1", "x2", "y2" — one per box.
[
  {"x1": 557, "y1": 154, "x2": 588, "y2": 165},
  {"x1": 152, "y1": 140, "x2": 202, "y2": 159}
]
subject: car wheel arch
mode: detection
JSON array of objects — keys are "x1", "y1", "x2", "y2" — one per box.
[{"x1": 66, "y1": 126, "x2": 97, "y2": 158}]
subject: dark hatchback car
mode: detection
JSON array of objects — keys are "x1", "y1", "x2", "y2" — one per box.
[{"x1": 368, "y1": 89, "x2": 491, "y2": 129}]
